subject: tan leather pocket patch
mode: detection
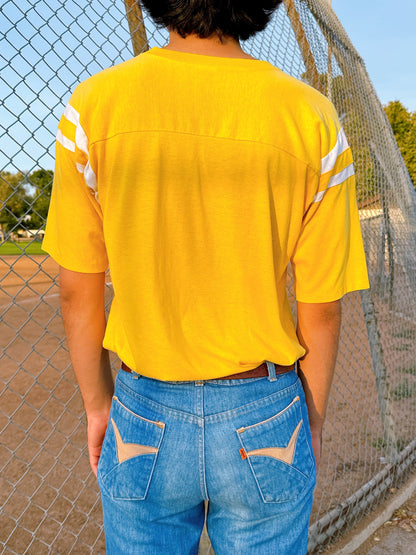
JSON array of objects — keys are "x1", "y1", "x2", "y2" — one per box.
[
  {"x1": 245, "y1": 421, "x2": 301, "y2": 465},
  {"x1": 112, "y1": 418, "x2": 159, "y2": 463}
]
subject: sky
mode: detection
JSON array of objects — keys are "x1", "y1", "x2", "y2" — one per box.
[
  {"x1": 332, "y1": 0, "x2": 416, "y2": 111},
  {"x1": 1, "y1": 0, "x2": 415, "y2": 173}
]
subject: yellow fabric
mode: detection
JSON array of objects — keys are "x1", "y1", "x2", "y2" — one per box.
[{"x1": 43, "y1": 47, "x2": 369, "y2": 380}]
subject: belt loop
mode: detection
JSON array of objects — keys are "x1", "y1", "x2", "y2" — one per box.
[{"x1": 266, "y1": 361, "x2": 277, "y2": 382}]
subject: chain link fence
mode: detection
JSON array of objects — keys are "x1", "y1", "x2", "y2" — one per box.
[{"x1": 1, "y1": 0, "x2": 416, "y2": 553}]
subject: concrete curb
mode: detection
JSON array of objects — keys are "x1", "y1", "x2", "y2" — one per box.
[{"x1": 332, "y1": 473, "x2": 416, "y2": 554}]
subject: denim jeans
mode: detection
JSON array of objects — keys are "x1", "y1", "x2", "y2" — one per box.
[{"x1": 97, "y1": 362, "x2": 316, "y2": 554}]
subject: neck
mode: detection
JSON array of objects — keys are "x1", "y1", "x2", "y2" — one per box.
[{"x1": 163, "y1": 31, "x2": 256, "y2": 60}]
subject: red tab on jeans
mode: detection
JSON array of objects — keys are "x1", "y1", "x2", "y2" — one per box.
[{"x1": 239, "y1": 447, "x2": 247, "y2": 460}]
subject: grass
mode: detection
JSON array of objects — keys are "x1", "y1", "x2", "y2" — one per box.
[
  {"x1": 392, "y1": 329, "x2": 416, "y2": 340},
  {"x1": 392, "y1": 379, "x2": 416, "y2": 401},
  {"x1": 394, "y1": 344, "x2": 411, "y2": 352},
  {"x1": 0, "y1": 241, "x2": 47, "y2": 255},
  {"x1": 372, "y1": 437, "x2": 407, "y2": 452},
  {"x1": 397, "y1": 366, "x2": 416, "y2": 376}
]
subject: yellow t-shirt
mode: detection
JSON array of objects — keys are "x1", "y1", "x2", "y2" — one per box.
[{"x1": 43, "y1": 47, "x2": 369, "y2": 380}]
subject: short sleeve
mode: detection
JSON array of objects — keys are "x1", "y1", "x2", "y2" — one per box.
[
  {"x1": 291, "y1": 111, "x2": 369, "y2": 303},
  {"x1": 42, "y1": 95, "x2": 108, "y2": 273}
]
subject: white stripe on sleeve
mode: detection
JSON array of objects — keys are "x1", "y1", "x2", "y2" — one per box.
[
  {"x1": 62, "y1": 102, "x2": 98, "y2": 200},
  {"x1": 313, "y1": 163, "x2": 355, "y2": 203},
  {"x1": 75, "y1": 122, "x2": 89, "y2": 155},
  {"x1": 321, "y1": 128, "x2": 349, "y2": 175},
  {"x1": 84, "y1": 161, "x2": 98, "y2": 194},
  {"x1": 78, "y1": 153, "x2": 99, "y2": 201},
  {"x1": 56, "y1": 129, "x2": 75, "y2": 152},
  {"x1": 63, "y1": 103, "x2": 89, "y2": 155},
  {"x1": 63, "y1": 103, "x2": 80, "y2": 126}
]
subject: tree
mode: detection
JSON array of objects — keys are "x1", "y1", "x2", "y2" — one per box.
[
  {"x1": 329, "y1": 74, "x2": 377, "y2": 205},
  {"x1": 384, "y1": 101, "x2": 416, "y2": 188},
  {"x1": 405, "y1": 111, "x2": 416, "y2": 187},
  {"x1": 27, "y1": 169, "x2": 53, "y2": 229},
  {"x1": 384, "y1": 100, "x2": 412, "y2": 137},
  {"x1": 0, "y1": 171, "x2": 30, "y2": 236},
  {"x1": 0, "y1": 169, "x2": 54, "y2": 238}
]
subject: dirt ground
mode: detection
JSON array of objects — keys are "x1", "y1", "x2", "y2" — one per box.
[
  {"x1": 0, "y1": 256, "x2": 106, "y2": 553},
  {"x1": 0, "y1": 255, "x2": 59, "y2": 302},
  {"x1": 1, "y1": 254, "x2": 415, "y2": 553}
]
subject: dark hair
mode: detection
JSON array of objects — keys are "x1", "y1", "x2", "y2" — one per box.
[{"x1": 140, "y1": 0, "x2": 283, "y2": 41}]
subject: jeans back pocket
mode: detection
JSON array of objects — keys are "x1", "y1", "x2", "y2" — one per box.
[
  {"x1": 236, "y1": 395, "x2": 315, "y2": 503},
  {"x1": 97, "y1": 395, "x2": 165, "y2": 501}
]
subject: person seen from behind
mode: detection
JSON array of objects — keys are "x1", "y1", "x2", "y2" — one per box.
[{"x1": 43, "y1": 0, "x2": 369, "y2": 552}]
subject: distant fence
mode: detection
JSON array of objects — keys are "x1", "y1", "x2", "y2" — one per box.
[{"x1": 1, "y1": 1, "x2": 416, "y2": 553}]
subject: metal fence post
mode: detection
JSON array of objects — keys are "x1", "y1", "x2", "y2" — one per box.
[
  {"x1": 360, "y1": 289, "x2": 398, "y2": 460},
  {"x1": 123, "y1": 0, "x2": 149, "y2": 55}
]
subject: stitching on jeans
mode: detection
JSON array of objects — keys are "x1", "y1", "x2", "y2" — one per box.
[
  {"x1": 116, "y1": 372, "x2": 301, "y2": 425},
  {"x1": 205, "y1": 380, "x2": 301, "y2": 424},
  {"x1": 113, "y1": 396, "x2": 165, "y2": 428},
  {"x1": 116, "y1": 377, "x2": 202, "y2": 424},
  {"x1": 237, "y1": 396, "x2": 300, "y2": 433}
]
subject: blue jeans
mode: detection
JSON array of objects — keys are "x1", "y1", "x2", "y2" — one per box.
[{"x1": 97, "y1": 362, "x2": 316, "y2": 554}]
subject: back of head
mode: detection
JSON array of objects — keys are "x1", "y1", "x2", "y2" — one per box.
[{"x1": 141, "y1": 0, "x2": 283, "y2": 41}]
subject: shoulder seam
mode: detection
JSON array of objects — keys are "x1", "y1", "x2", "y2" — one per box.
[{"x1": 90, "y1": 128, "x2": 321, "y2": 175}]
